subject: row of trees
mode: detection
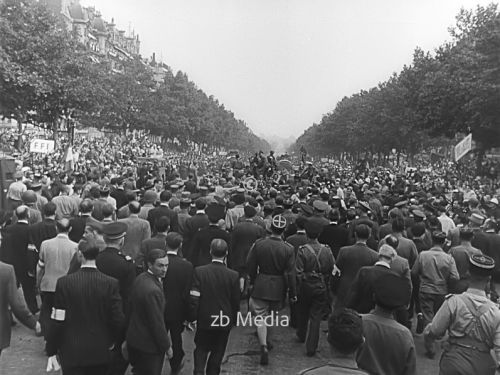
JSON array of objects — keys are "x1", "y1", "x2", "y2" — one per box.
[
  {"x1": 0, "y1": 0, "x2": 270, "y2": 152},
  {"x1": 292, "y1": 4, "x2": 500, "y2": 167}
]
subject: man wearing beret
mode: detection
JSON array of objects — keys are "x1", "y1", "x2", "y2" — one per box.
[
  {"x1": 411, "y1": 231, "x2": 459, "y2": 332},
  {"x1": 295, "y1": 218, "x2": 335, "y2": 356},
  {"x1": 425, "y1": 254, "x2": 500, "y2": 374},
  {"x1": 247, "y1": 215, "x2": 297, "y2": 366},
  {"x1": 356, "y1": 273, "x2": 416, "y2": 375}
]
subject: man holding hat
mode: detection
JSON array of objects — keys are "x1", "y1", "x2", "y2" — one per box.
[
  {"x1": 247, "y1": 215, "x2": 297, "y2": 365},
  {"x1": 424, "y1": 254, "x2": 500, "y2": 375},
  {"x1": 356, "y1": 272, "x2": 416, "y2": 375},
  {"x1": 295, "y1": 218, "x2": 335, "y2": 356}
]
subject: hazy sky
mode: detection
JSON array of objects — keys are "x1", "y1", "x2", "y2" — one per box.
[{"x1": 81, "y1": 0, "x2": 496, "y2": 138}]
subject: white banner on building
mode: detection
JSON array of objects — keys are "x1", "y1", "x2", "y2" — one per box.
[
  {"x1": 30, "y1": 139, "x2": 55, "y2": 154},
  {"x1": 454, "y1": 134, "x2": 472, "y2": 161}
]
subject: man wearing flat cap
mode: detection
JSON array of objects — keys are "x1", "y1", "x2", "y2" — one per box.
[
  {"x1": 425, "y1": 254, "x2": 500, "y2": 374},
  {"x1": 356, "y1": 273, "x2": 416, "y2": 375},
  {"x1": 247, "y1": 215, "x2": 297, "y2": 366}
]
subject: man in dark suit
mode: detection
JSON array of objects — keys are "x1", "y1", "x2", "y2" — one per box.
[
  {"x1": 346, "y1": 245, "x2": 401, "y2": 313},
  {"x1": 147, "y1": 190, "x2": 179, "y2": 234},
  {"x1": 189, "y1": 239, "x2": 240, "y2": 375},
  {"x1": 69, "y1": 199, "x2": 93, "y2": 243},
  {"x1": 45, "y1": 236, "x2": 125, "y2": 375},
  {"x1": 110, "y1": 178, "x2": 128, "y2": 210},
  {"x1": 163, "y1": 232, "x2": 193, "y2": 374},
  {"x1": 28, "y1": 201, "x2": 57, "y2": 254},
  {"x1": 126, "y1": 248, "x2": 171, "y2": 375},
  {"x1": 0, "y1": 261, "x2": 40, "y2": 357},
  {"x1": 318, "y1": 209, "x2": 349, "y2": 259},
  {"x1": 0, "y1": 205, "x2": 38, "y2": 313},
  {"x1": 184, "y1": 198, "x2": 209, "y2": 260},
  {"x1": 335, "y1": 224, "x2": 378, "y2": 313},
  {"x1": 189, "y1": 205, "x2": 231, "y2": 267},
  {"x1": 229, "y1": 205, "x2": 265, "y2": 292},
  {"x1": 138, "y1": 216, "x2": 170, "y2": 270}
]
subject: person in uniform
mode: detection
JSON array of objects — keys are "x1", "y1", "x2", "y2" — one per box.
[
  {"x1": 295, "y1": 218, "x2": 335, "y2": 356},
  {"x1": 96, "y1": 222, "x2": 136, "y2": 375},
  {"x1": 424, "y1": 254, "x2": 500, "y2": 374},
  {"x1": 356, "y1": 273, "x2": 416, "y2": 375},
  {"x1": 299, "y1": 308, "x2": 368, "y2": 374},
  {"x1": 246, "y1": 215, "x2": 297, "y2": 365}
]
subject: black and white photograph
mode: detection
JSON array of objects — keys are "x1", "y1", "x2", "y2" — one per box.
[{"x1": 1, "y1": 0, "x2": 500, "y2": 374}]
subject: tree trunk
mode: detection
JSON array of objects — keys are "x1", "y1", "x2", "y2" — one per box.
[
  {"x1": 16, "y1": 116, "x2": 24, "y2": 151},
  {"x1": 475, "y1": 148, "x2": 485, "y2": 176}
]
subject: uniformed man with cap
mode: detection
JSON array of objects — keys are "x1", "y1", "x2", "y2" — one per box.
[
  {"x1": 449, "y1": 227, "x2": 483, "y2": 293},
  {"x1": 95, "y1": 222, "x2": 136, "y2": 375},
  {"x1": 96, "y1": 222, "x2": 136, "y2": 309},
  {"x1": 424, "y1": 254, "x2": 500, "y2": 374},
  {"x1": 295, "y1": 218, "x2": 335, "y2": 356},
  {"x1": 246, "y1": 215, "x2": 297, "y2": 366}
]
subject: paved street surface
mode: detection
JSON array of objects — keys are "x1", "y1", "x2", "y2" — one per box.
[{"x1": 1, "y1": 303, "x2": 439, "y2": 375}]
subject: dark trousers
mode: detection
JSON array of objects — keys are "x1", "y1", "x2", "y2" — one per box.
[
  {"x1": 165, "y1": 320, "x2": 184, "y2": 371},
  {"x1": 40, "y1": 292, "x2": 55, "y2": 337},
  {"x1": 193, "y1": 329, "x2": 230, "y2": 375},
  {"x1": 128, "y1": 345, "x2": 164, "y2": 375},
  {"x1": 420, "y1": 292, "x2": 445, "y2": 327},
  {"x1": 107, "y1": 345, "x2": 129, "y2": 375},
  {"x1": 295, "y1": 282, "x2": 329, "y2": 355},
  {"x1": 18, "y1": 274, "x2": 38, "y2": 314},
  {"x1": 409, "y1": 274, "x2": 421, "y2": 318},
  {"x1": 62, "y1": 364, "x2": 109, "y2": 375}
]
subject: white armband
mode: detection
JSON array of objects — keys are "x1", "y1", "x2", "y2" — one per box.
[
  {"x1": 51, "y1": 308, "x2": 66, "y2": 321},
  {"x1": 190, "y1": 290, "x2": 200, "y2": 297}
]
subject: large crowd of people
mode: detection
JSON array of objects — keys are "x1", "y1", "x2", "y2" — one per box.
[{"x1": 1, "y1": 131, "x2": 500, "y2": 375}]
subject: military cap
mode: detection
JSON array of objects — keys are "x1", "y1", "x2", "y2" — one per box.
[
  {"x1": 395, "y1": 200, "x2": 408, "y2": 208},
  {"x1": 358, "y1": 201, "x2": 371, "y2": 212},
  {"x1": 271, "y1": 215, "x2": 287, "y2": 229},
  {"x1": 373, "y1": 273, "x2": 411, "y2": 309},
  {"x1": 199, "y1": 186, "x2": 208, "y2": 192},
  {"x1": 236, "y1": 187, "x2": 246, "y2": 194},
  {"x1": 313, "y1": 200, "x2": 328, "y2": 212},
  {"x1": 299, "y1": 202, "x2": 314, "y2": 216},
  {"x1": 34, "y1": 173, "x2": 42, "y2": 179},
  {"x1": 412, "y1": 210, "x2": 425, "y2": 219},
  {"x1": 102, "y1": 222, "x2": 128, "y2": 240},
  {"x1": 431, "y1": 231, "x2": 446, "y2": 241},
  {"x1": 469, "y1": 213, "x2": 485, "y2": 226},
  {"x1": 469, "y1": 254, "x2": 495, "y2": 276},
  {"x1": 459, "y1": 227, "x2": 474, "y2": 235},
  {"x1": 180, "y1": 197, "x2": 192, "y2": 205},
  {"x1": 170, "y1": 184, "x2": 179, "y2": 190}
]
